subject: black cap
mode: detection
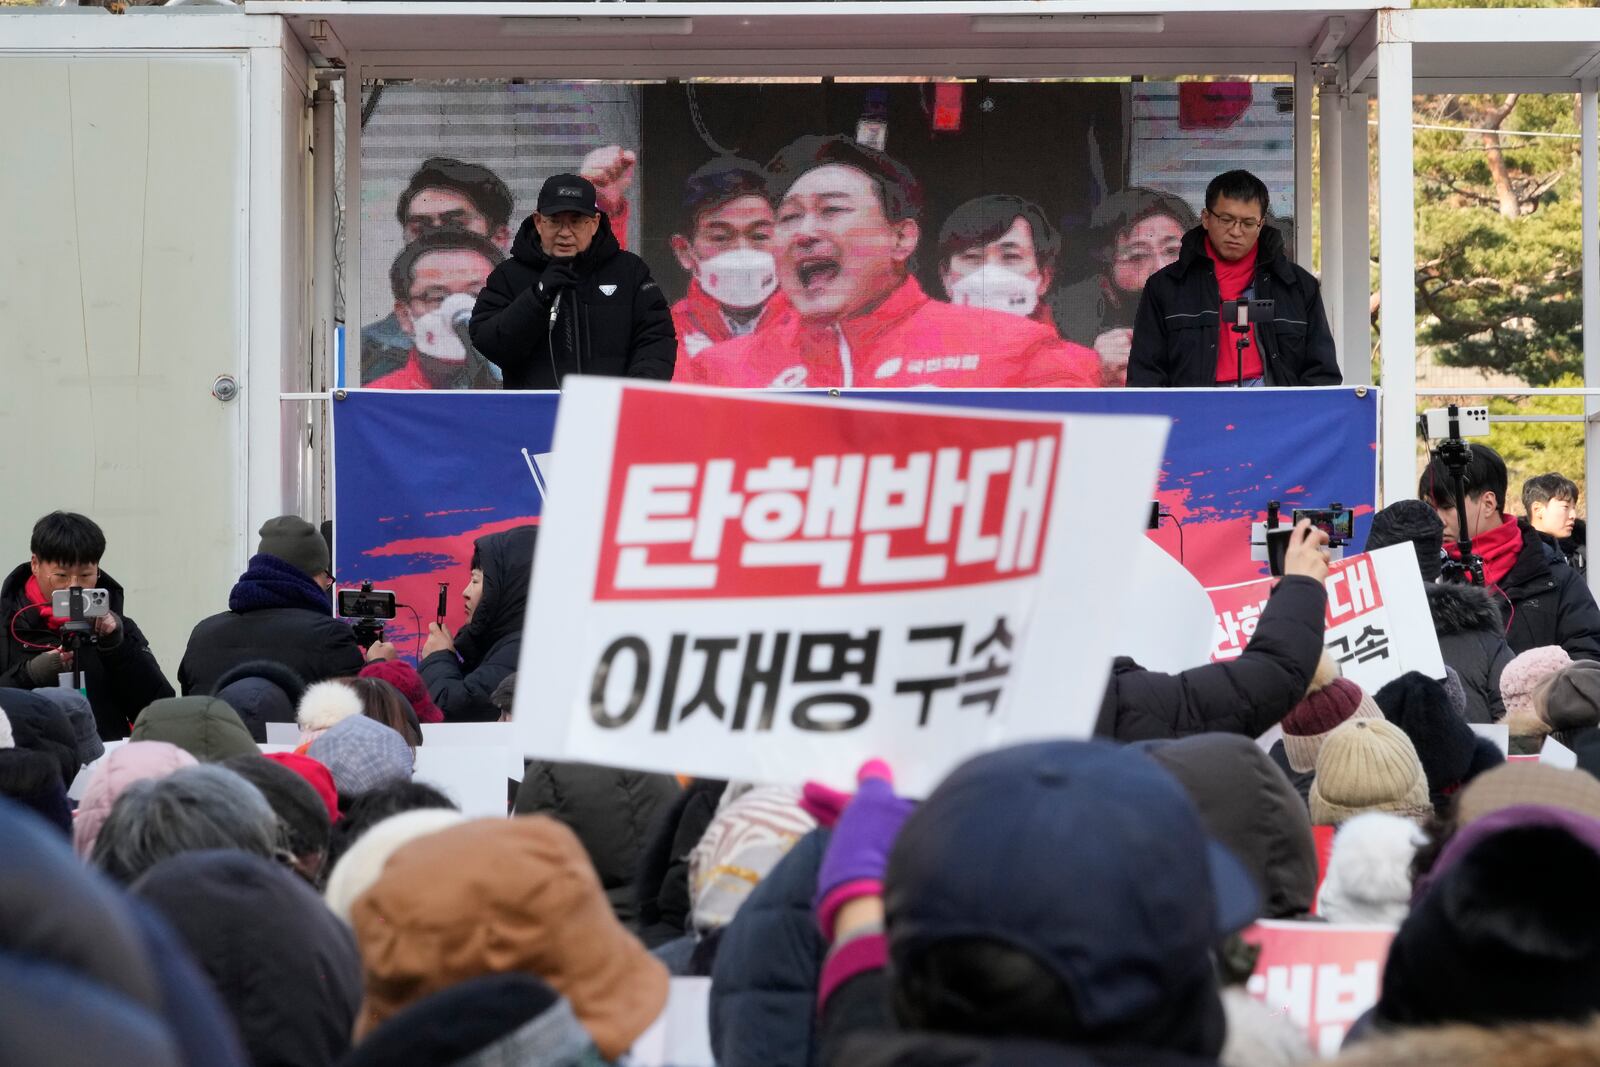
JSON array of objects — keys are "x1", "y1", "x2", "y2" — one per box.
[{"x1": 536, "y1": 174, "x2": 599, "y2": 217}]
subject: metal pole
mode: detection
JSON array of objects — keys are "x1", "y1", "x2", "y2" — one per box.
[
  {"x1": 1582, "y1": 79, "x2": 1598, "y2": 594},
  {"x1": 1342, "y1": 92, "x2": 1373, "y2": 387},
  {"x1": 311, "y1": 74, "x2": 338, "y2": 526},
  {"x1": 1376, "y1": 23, "x2": 1416, "y2": 506},
  {"x1": 1294, "y1": 58, "x2": 1315, "y2": 271},
  {"x1": 1320, "y1": 82, "x2": 1345, "y2": 362}
]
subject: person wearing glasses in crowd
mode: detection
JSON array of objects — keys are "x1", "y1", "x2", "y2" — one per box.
[
  {"x1": 1127, "y1": 169, "x2": 1340, "y2": 388},
  {"x1": 470, "y1": 174, "x2": 676, "y2": 388},
  {"x1": 367, "y1": 230, "x2": 507, "y2": 390}
]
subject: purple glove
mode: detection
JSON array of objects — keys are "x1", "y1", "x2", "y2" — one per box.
[{"x1": 812, "y1": 760, "x2": 915, "y2": 941}]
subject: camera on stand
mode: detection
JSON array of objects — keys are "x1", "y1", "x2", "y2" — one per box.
[
  {"x1": 1417, "y1": 404, "x2": 1491, "y2": 587},
  {"x1": 50, "y1": 586, "x2": 110, "y2": 690},
  {"x1": 337, "y1": 580, "x2": 398, "y2": 649}
]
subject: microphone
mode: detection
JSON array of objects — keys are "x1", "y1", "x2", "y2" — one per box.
[
  {"x1": 549, "y1": 289, "x2": 562, "y2": 328},
  {"x1": 450, "y1": 306, "x2": 473, "y2": 351}
]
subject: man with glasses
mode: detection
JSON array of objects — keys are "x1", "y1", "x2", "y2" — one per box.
[
  {"x1": 471, "y1": 173, "x2": 676, "y2": 388},
  {"x1": 1127, "y1": 170, "x2": 1339, "y2": 387},
  {"x1": 368, "y1": 230, "x2": 506, "y2": 390}
]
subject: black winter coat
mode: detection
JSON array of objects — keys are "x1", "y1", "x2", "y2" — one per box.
[
  {"x1": 469, "y1": 214, "x2": 676, "y2": 388},
  {"x1": 711, "y1": 828, "x2": 830, "y2": 1067},
  {"x1": 1094, "y1": 574, "x2": 1328, "y2": 741},
  {"x1": 1127, "y1": 226, "x2": 1341, "y2": 387},
  {"x1": 177, "y1": 555, "x2": 363, "y2": 697},
  {"x1": 1426, "y1": 582, "x2": 1513, "y2": 723},
  {"x1": 512, "y1": 759, "x2": 680, "y2": 928},
  {"x1": 635, "y1": 778, "x2": 727, "y2": 948},
  {"x1": 0, "y1": 564, "x2": 173, "y2": 741},
  {"x1": 419, "y1": 526, "x2": 536, "y2": 723},
  {"x1": 1494, "y1": 519, "x2": 1600, "y2": 660},
  {"x1": 1536, "y1": 517, "x2": 1587, "y2": 576}
]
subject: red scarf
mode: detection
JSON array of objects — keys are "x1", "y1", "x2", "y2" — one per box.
[
  {"x1": 1444, "y1": 513, "x2": 1523, "y2": 588},
  {"x1": 23, "y1": 575, "x2": 66, "y2": 631},
  {"x1": 1208, "y1": 238, "x2": 1263, "y2": 383}
]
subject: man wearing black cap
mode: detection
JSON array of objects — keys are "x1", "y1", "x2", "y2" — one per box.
[
  {"x1": 469, "y1": 173, "x2": 676, "y2": 388},
  {"x1": 177, "y1": 516, "x2": 364, "y2": 696}
]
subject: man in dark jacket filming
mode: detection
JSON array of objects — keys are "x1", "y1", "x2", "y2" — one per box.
[
  {"x1": 469, "y1": 173, "x2": 676, "y2": 388},
  {"x1": 1128, "y1": 169, "x2": 1341, "y2": 387}
]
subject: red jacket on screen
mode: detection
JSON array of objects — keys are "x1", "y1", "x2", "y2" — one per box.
[
  {"x1": 678, "y1": 278, "x2": 1100, "y2": 389},
  {"x1": 671, "y1": 281, "x2": 793, "y2": 370}
]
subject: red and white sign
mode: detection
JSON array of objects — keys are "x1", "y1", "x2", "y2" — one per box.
[
  {"x1": 1240, "y1": 920, "x2": 1396, "y2": 1057},
  {"x1": 511, "y1": 379, "x2": 1168, "y2": 795},
  {"x1": 1206, "y1": 544, "x2": 1444, "y2": 692}
]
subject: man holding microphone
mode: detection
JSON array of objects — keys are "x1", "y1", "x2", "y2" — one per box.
[{"x1": 470, "y1": 173, "x2": 676, "y2": 388}]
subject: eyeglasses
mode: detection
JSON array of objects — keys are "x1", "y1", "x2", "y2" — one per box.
[
  {"x1": 1206, "y1": 212, "x2": 1263, "y2": 233},
  {"x1": 407, "y1": 287, "x2": 460, "y2": 312},
  {"x1": 538, "y1": 215, "x2": 597, "y2": 234}
]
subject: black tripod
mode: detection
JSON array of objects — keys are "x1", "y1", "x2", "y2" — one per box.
[
  {"x1": 1433, "y1": 410, "x2": 1486, "y2": 586},
  {"x1": 57, "y1": 587, "x2": 96, "y2": 691}
]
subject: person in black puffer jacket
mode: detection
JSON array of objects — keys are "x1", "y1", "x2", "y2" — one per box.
[
  {"x1": 469, "y1": 173, "x2": 676, "y2": 388},
  {"x1": 634, "y1": 778, "x2": 728, "y2": 948},
  {"x1": 411, "y1": 526, "x2": 536, "y2": 723},
  {"x1": 1364, "y1": 499, "x2": 1514, "y2": 723},
  {"x1": 178, "y1": 517, "x2": 363, "y2": 696}
]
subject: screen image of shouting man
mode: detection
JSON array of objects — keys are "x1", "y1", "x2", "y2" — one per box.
[
  {"x1": 681, "y1": 135, "x2": 1098, "y2": 389},
  {"x1": 369, "y1": 230, "x2": 506, "y2": 390}
]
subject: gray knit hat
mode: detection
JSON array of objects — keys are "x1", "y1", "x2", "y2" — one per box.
[
  {"x1": 258, "y1": 515, "x2": 331, "y2": 580},
  {"x1": 1308, "y1": 719, "x2": 1433, "y2": 827}
]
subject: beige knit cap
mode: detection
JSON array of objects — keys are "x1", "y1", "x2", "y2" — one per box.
[{"x1": 1308, "y1": 718, "x2": 1433, "y2": 827}]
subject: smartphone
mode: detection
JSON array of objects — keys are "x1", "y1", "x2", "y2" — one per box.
[
  {"x1": 336, "y1": 587, "x2": 398, "y2": 619},
  {"x1": 436, "y1": 582, "x2": 450, "y2": 627},
  {"x1": 1266, "y1": 527, "x2": 1295, "y2": 577},
  {"x1": 1292, "y1": 507, "x2": 1354, "y2": 545},
  {"x1": 1221, "y1": 298, "x2": 1275, "y2": 328},
  {"x1": 50, "y1": 587, "x2": 110, "y2": 619}
]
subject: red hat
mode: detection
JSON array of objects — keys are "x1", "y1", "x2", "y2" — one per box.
[
  {"x1": 1280, "y1": 664, "x2": 1383, "y2": 775},
  {"x1": 264, "y1": 752, "x2": 340, "y2": 823},
  {"x1": 361, "y1": 660, "x2": 444, "y2": 724}
]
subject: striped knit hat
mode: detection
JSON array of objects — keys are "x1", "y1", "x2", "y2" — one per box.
[{"x1": 1309, "y1": 719, "x2": 1433, "y2": 827}]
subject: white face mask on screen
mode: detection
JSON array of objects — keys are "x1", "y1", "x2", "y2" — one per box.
[
  {"x1": 697, "y1": 249, "x2": 778, "y2": 310},
  {"x1": 412, "y1": 292, "x2": 479, "y2": 363},
  {"x1": 948, "y1": 263, "x2": 1039, "y2": 318}
]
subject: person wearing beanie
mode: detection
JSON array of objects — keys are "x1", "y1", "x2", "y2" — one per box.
[
  {"x1": 1501, "y1": 645, "x2": 1575, "y2": 751},
  {"x1": 1316, "y1": 812, "x2": 1426, "y2": 926},
  {"x1": 1375, "y1": 671, "x2": 1503, "y2": 810},
  {"x1": 221, "y1": 753, "x2": 334, "y2": 883},
  {"x1": 297, "y1": 677, "x2": 422, "y2": 749},
  {"x1": 264, "y1": 751, "x2": 341, "y2": 824},
  {"x1": 0, "y1": 511, "x2": 175, "y2": 742},
  {"x1": 1373, "y1": 808, "x2": 1600, "y2": 1033},
  {"x1": 350, "y1": 817, "x2": 671, "y2": 1059},
  {"x1": 1364, "y1": 499, "x2": 1447, "y2": 582},
  {"x1": 1456, "y1": 762, "x2": 1600, "y2": 827},
  {"x1": 212, "y1": 659, "x2": 306, "y2": 743},
  {"x1": 1530, "y1": 663, "x2": 1600, "y2": 754},
  {"x1": 1269, "y1": 653, "x2": 1383, "y2": 803},
  {"x1": 307, "y1": 715, "x2": 415, "y2": 804},
  {"x1": 323, "y1": 807, "x2": 468, "y2": 922},
  {"x1": 1309, "y1": 719, "x2": 1434, "y2": 827},
  {"x1": 73, "y1": 739, "x2": 198, "y2": 857},
  {"x1": 360, "y1": 659, "x2": 444, "y2": 724},
  {"x1": 129, "y1": 695, "x2": 260, "y2": 763},
  {"x1": 177, "y1": 515, "x2": 364, "y2": 696}
]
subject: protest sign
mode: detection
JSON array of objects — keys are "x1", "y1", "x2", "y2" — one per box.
[
  {"x1": 1541, "y1": 736, "x2": 1579, "y2": 769},
  {"x1": 1470, "y1": 722, "x2": 1510, "y2": 756},
  {"x1": 1207, "y1": 544, "x2": 1444, "y2": 692},
  {"x1": 511, "y1": 379, "x2": 1167, "y2": 795},
  {"x1": 413, "y1": 746, "x2": 520, "y2": 818},
  {"x1": 1240, "y1": 920, "x2": 1396, "y2": 1056}
]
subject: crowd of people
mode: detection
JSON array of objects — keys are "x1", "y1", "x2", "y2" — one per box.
[{"x1": 7, "y1": 438, "x2": 1600, "y2": 1066}]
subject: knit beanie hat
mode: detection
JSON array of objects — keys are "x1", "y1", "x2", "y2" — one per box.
[
  {"x1": 1364, "y1": 500, "x2": 1446, "y2": 582},
  {"x1": 360, "y1": 661, "x2": 445, "y2": 725},
  {"x1": 1281, "y1": 656, "x2": 1383, "y2": 774},
  {"x1": 1502, "y1": 646, "x2": 1573, "y2": 733},
  {"x1": 1534, "y1": 664, "x2": 1600, "y2": 735},
  {"x1": 258, "y1": 515, "x2": 332, "y2": 580},
  {"x1": 1309, "y1": 719, "x2": 1434, "y2": 826},
  {"x1": 1457, "y1": 762, "x2": 1600, "y2": 827},
  {"x1": 264, "y1": 752, "x2": 341, "y2": 824},
  {"x1": 1375, "y1": 672, "x2": 1480, "y2": 797},
  {"x1": 73, "y1": 740, "x2": 199, "y2": 858}
]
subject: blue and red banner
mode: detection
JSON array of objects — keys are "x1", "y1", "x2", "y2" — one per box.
[{"x1": 333, "y1": 386, "x2": 1378, "y2": 661}]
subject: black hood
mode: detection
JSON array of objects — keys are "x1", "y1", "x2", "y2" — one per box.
[
  {"x1": 1138, "y1": 733, "x2": 1318, "y2": 919},
  {"x1": 1172, "y1": 223, "x2": 1289, "y2": 280},
  {"x1": 132, "y1": 849, "x2": 362, "y2": 1067},
  {"x1": 1425, "y1": 582, "x2": 1504, "y2": 636},
  {"x1": 456, "y1": 526, "x2": 538, "y2": 667},
  {"x1": 508, "y1": 212, "x2": 622, "y2": 275}
]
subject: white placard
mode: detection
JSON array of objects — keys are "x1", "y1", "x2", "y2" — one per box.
[
  {"x1": 420, "y1": 721, "x2": 516, "y2": 747},
  {"x1": 1470, "y1": 722, "x2": 1509, "y2": 757},
  {"x1": 265, "y1": 721, "x2": 300, "y2": 746},
  {"x1": 1206, "y1": 544, "x2": 1446, "y2": 693},
  {"x1": 412, "y1": 745, "x2": 520, "y2": 817},
  {"x1": 1541, "y1": 736, "x2": 1579, "y2": 769},
  {"x1": 511, "y1": 379, "x2": 1168, "y2": 796}
]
